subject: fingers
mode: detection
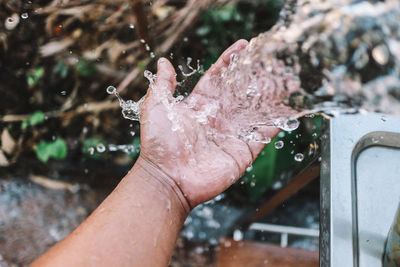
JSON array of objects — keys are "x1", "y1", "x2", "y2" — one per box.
[
  {"x1": 189, "y1": 39, "x2": 248, "y2": 101},
  {"x1": 208, "y1": 39, "x2": 248, "y2": 75},
  {"x1": 154, "y1": 57, "x2": 177, "y2": 95}
]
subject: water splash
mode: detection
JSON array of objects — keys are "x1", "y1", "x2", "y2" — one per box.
[
  {"x1": 110, "y1": 0, "x2": 400, "y2": 146},
  {"x1": 106, "y1": 86, "x2": 144, "y2": 121},
  {"x1": 88, "y1": 143, "x2": 140, "y2": 154},
  {"x1": 178, "y1": 57, "x2": 202, "y2": 78},
  {"x1": 204, "y1": 0, "x2": 400, "y2": 143}
]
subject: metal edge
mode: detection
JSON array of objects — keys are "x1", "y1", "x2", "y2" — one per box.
[{"x1": 320, "y1": 118, "x2": 331, "y2": 267}]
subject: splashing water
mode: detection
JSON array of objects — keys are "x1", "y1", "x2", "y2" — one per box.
[
  {"x1": 109, "y1": 0, "x2": 400, "y2": 145},
  {"x1": 214, "y1": 0, "x2": 400, "y2": 122},
  {"x1": 178, "y1": 57, "x2": 202, "y2": 78},
  {"x1": 106, "y1": 86, "x2": 144, "y2": 121},
  {"x1": 88, "y1": 143, "x2": 140, "y2": 154}
]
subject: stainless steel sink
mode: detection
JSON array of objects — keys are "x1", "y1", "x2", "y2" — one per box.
[{"x1": 320, "y1": 114, "x2": 400, "y2": 267}]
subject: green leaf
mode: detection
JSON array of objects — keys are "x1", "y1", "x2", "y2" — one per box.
[
  {"x1": 216, "y1": 4, "x2": 236, "y2": 21},
  {"x1": 21, "y1": 120, "x2": 29, "y2": 130},
  {"x1": 82, "y1": 138, "x2": 107, "y2": 159},
  {"x1": 21, "y1": 111, "x2": 46, "y2": 129},
  {"x1": 27, "y1": 67, "x2": 45, "y2": 87},
  {"x1": 196, "y1": 26, "x2": 211, "y2": 36},
  {"x1": 76, "y1": 60, "x2": 96, "y2": 77},
  {"x1": 29, "y1": 111, "x2": 45, "y2": 126},
  {"x1": 35, "y1": 138, "x2": 68, "y2": 162},
  {"x1": 55, "y1": 61, "x2": 69, "y2": 78}
]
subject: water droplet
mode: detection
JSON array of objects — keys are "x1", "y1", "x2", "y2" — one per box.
[
  {"x1": 274, "y1": 140, "x2": 284, "y2": 149},
  {"x1": 246, "y1": 166, "x2": 253, "y2": 172},
  {"x1": 21, "y1": 13, "x2": 28, "y2": 19},
  {"x1": 5, "y1": 14, "x2": 19, "y2": 30},
  {"x1": 150, "y1": 52, "x2": 155, "y2": 58},
  {"x1": 106, "y1": 86, "x2": 116, "y2": 94},
  {"x1": 108, "y1": 144, "x2": 118, "y2": 151},
  {"x1": 272, "y1": 181, "x2": 283, "y2": 190},
  {"x1": 96, "y1": 144, "x2": 106, "y2": 153},
  {"x1": 275, "y1": 118, "x2": 300, "y2": 131},
  {"x1": 195, "y1": 246, "x2": 204, "y2": 254},
  {"x1": 258, "y1": 137, "x2": 271, "y2": 144},
  {"x1": 233, "y1": 230, "x2": 244, "y2": 241},
  {"x1": 130, "y1": 131, "x2": 135, "y2": 136},
  {"x1": 88, "y1": 147, "x2": 95, "y2": 155},
  {"x1": 372, "y1": 44, "x2": 389, "y2": 65},
  {"x1": 294, "y1": 153, "x2": 304, "y2": 162}
]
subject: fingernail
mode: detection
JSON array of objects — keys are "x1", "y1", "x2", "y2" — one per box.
[{"x1": 158, "y1": 58, "x2": 166, "y2": 65}]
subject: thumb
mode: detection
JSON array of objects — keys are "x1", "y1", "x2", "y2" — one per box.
[{"x1": 154, "y1": 57, "x2": 177, "y2": 96}]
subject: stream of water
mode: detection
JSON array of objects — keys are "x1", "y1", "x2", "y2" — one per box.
[{"x1": 109, "y1": 0, "x2": 400, "y2": 145}]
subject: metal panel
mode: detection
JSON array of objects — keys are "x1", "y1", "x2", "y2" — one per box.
[{"x1": 320, "y1": 114, "x2": 400, "y2": 267}]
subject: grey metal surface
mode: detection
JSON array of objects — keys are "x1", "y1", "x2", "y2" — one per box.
[{"x1": 320, "y1": 114, "x2": 400, "y2": 267}]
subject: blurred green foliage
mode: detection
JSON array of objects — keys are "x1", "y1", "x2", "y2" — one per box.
[
  {"x1": 27, "y1": 67, "x2": 45, "y2": 87},
  {"x1": 35, "y1": 138, "x2": 68, "y2": 162},
  {"x1": 55, "y1": 61, "x2": 69, "y2": 79},
  {"x1": 196, "y1": 0, "x2": 284, "y2": 69},
  {"x1": 21, "y1": 111, "x2": 45, "y2": 129},
  {"x1": 76, "y1": 59, "x2": 97, "y2": 77}
]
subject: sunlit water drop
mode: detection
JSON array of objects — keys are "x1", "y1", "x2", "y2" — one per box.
[
  {"x1": 294, "y1": 153, "x2": 304, "y2": 162},
  {"x1": 246, "y1": 166, "x2": 253, "y2": 172},
  {"x1": 274, "y1": 140, "x2": 284, "y2": 149},
  {"x1": 96, "y1": 144, "x2": 106, "y2": 153}
]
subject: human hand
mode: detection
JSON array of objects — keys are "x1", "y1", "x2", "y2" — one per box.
[{"x1": 138, "y1": 40, "x2": 280, "y2": 208}]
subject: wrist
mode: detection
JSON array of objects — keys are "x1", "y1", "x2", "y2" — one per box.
[{"x1": 128, "y1": 156, "x2": 191, "y2": 215}]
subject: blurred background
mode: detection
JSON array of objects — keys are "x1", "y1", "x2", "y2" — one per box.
[{"x1": 0, "y1": 0, "x2": 322, "y2": 266}]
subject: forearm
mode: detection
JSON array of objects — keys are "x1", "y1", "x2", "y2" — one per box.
[{"x1": 31, "y1": 156, "x2": 190, "y2": 267}]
